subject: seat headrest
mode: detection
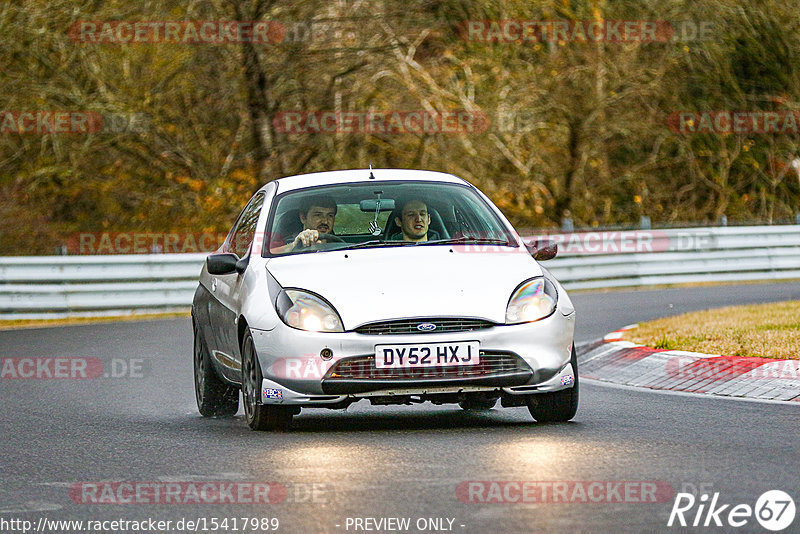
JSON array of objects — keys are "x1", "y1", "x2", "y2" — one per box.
[{"x1": 272, "y1": 209, "x2": 303, "y2": 244}]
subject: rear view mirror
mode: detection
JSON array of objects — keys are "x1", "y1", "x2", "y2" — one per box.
[
  {"x1": 359, "y1": 199, "x2": 396, "y2": 212},
  {"x1": 525, "y1": 239, "x2": 558, "y2": 261}
]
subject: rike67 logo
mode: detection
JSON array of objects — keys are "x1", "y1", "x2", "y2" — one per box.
[{"x1": 668, "y1": 490, "x2": 795, "y2": 531}]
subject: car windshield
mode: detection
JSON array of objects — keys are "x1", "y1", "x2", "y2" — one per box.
[{"x1": 264, "y1": 180, "x2": 518, "y2": 256}]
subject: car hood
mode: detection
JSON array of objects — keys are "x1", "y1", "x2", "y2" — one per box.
[{"x1": 266, "y1": 246, "x2": 542, "y2": 329}]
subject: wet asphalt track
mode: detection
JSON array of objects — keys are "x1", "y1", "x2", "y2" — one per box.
[{"x1": 1, "y1": 282, "x2": 799, "y2": 533}]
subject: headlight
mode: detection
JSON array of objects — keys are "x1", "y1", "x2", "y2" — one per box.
[
  {"x1": 276, "y1": 289, "x2": 344, "y2": 332},
  {"x1": 505, "y1": 277, "x2": 558, "y2": 324}
]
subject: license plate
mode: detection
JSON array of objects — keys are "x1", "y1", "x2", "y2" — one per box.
[{"x1": 374, "y1": 341, "x2": 480, "y2": 369}]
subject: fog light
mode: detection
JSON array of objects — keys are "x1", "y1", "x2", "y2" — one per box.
[{"x1": 320, "y1": 348, "x2": 333, "y2": 360}]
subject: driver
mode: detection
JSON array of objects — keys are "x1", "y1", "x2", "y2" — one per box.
[{"x1": 271, "y1": 195, "x2": 337, "y2": 253}]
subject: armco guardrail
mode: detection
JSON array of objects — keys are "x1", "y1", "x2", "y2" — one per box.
[
  {"x1": 544, "y1": 225, "x2": 800, "y2": 290},
  {"x1": 0, "y1": 254, "x2": 207, "y2": 320},
  {"x1": 0, "y1": 226, "x2": 798, "y2": 319}
]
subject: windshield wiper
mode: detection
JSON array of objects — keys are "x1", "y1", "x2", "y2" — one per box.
[
  {"x1": 333, "y1": 240, "x2": 414, "y2": 251},
  {"x1": 334, "y1": 237, "x2": 514, "y2": 250},
  {"x1": 419, "y1": 237, "x2": 514, "y2": 246}
]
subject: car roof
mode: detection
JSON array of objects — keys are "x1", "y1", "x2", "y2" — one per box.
[{"x1": 261, "y1": 168, "x2": 469, "y2": 194}]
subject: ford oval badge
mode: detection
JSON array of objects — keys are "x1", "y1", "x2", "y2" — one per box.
[{"x1": 417, "y1": 323, "x2": 437, "y2": 332}]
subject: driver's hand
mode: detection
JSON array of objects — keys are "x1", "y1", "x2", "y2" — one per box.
[{"x1": 294, "y1": 229, "x2": 321, "y2": 248}]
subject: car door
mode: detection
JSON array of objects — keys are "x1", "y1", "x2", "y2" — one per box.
[{"x1": 207, "y1": 191, "x2": 266, "y2": 383}]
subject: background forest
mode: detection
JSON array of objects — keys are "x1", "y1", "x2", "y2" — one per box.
[{"x1": 2, "y1": 0, "x2": 800, "y2": 254}]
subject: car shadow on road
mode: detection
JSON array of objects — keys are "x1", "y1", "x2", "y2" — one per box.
[
  {"x1": 175, "y1": 405, "x2": 584, "y2": 437},
  {"x1": 281, "y1": 407, "x2": 583, "y2": 433}
]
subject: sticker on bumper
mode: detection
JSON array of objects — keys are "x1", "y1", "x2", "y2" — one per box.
[{"x1": 263, "y1": 388, "x2": 283, "y2": 399}]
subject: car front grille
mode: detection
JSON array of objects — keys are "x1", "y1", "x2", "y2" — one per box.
[
  {"x1": 323, "y1": 351, "x2": 528, "y2": 380},
  {"x1": 353, "y1": 317, "x2": 496, "y2": 335}
]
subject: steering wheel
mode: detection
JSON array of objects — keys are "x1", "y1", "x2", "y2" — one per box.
[
  {"x1": 317, "y1": 232, "x2": 344, "y2": 242},
  {"x1": 295, "y1": 232, "x2": 344, "y2": 249}
]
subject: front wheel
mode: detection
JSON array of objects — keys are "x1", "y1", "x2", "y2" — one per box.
[
  {"x1": 241, "y1": 329, "x2": 295, "y2": 431},
  {"x1": 527, "y1": 345, "x2": 579, "y2": 423},
  {"x1": 194, "y1": 324, "x2": 239, "y2": 417}
]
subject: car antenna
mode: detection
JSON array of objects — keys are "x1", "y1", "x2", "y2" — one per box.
[{"x1": 368, "y1": 164, "x2": 375, "y2": 179}]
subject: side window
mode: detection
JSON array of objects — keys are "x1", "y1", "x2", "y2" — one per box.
[{"x1": 227, "y1": 193, "x2": 265, "y2": 258}]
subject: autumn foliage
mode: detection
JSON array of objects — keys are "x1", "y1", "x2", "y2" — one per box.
[{"x1": 1, "y1": 0, "x2": 799, "y2": 254}]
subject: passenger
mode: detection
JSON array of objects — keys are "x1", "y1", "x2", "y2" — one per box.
[{"x1": 392, "y1": 199, "x2": 439, "y2": 242}]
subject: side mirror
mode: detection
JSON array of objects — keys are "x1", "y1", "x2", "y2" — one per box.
[
  {"x1": 207, "y1": 253, "x2": 246, "y2": 275},
  {"x1": 525, "y1": 239, "x2": 558, "y2": 261}
]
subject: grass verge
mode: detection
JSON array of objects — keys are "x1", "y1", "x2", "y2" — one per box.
[{"x1": 623, "y1": 300, "x2": 800, "y2": 360}]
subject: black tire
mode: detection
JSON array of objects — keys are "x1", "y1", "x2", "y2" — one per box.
[
  {"x1": 459, "y1": 397, "x2": 498, "y2": 410},
  {"x1": 241, "y1": 330, "x2": 294, "y2": 431},
  {"x1": 527, "y1": 345, "x2": 579, "y2": 423},
  {"x1": 194, "y1": 323, "x2": 239, "y2": 417}
]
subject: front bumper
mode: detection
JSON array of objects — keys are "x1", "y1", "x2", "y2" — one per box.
[
  {"x1": 258, "y1": 361, "x2": 576, "y2": 406},
  {"x1": 251, "y1": 310, "x2": 575, "y2": 405}
]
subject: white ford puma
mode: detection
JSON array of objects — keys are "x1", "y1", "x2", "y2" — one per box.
[{"x1": 192, "y1": 169, "x2": 577, "y2": 430}]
